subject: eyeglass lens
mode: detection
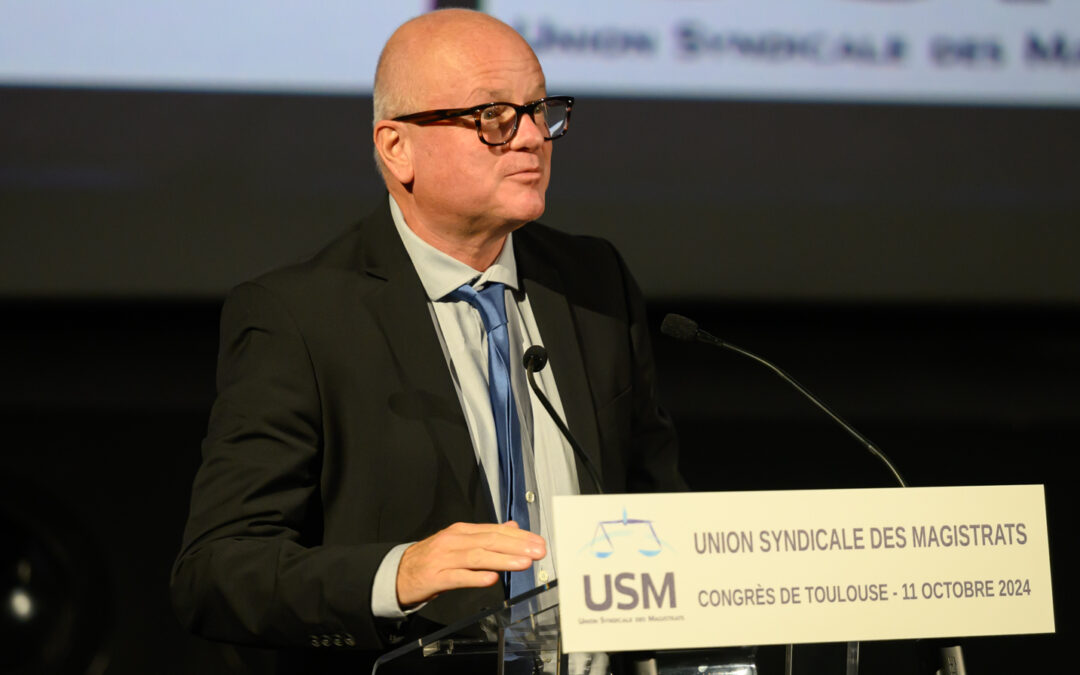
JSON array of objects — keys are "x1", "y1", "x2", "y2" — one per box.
[{"x1": 479, "y1": 100, "x2": 569, "y2": 144}]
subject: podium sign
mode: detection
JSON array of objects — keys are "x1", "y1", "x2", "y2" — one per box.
[{"x1": 552, "y1": 485, "x2": 1054, "y2": 654}]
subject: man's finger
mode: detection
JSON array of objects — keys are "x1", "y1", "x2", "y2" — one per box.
[
  {"x1": 459, "y1": 530, "x2": 545, "y2": 559},
  {"x1": 453, "y1": 548, "x2": 534, "y2": 572},
  {"x1": 441, "y1": 569, "x2": 500, "y2": 590},
  {"x1": 449, "y1": 520, "x2": 545, "y2": 543},
  {"x1": 439, "y1": 523, "x2": 545, "y2": 559}
]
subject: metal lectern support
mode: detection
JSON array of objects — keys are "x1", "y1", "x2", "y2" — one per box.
[{"x1": 846, "y1": 641, "x2": 860, "y2": 675}]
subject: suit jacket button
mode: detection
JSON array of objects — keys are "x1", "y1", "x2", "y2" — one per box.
[
  {"x1": 310, "y1": 635, "x2": 320, "y2": 648},
  {"x1": 345, "y1": 634, "x2": 356, "y2": 647},
  {"x1": 333, "y1": 634, "x2": 344, "y2": 647},
  {"x1": 321, "y1": 634, "x2": 331, "y2": 647}
]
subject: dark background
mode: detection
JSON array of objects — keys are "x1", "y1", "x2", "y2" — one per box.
[{"x1": 1, "y1": 85, "x2": 1076, "y2": 673}]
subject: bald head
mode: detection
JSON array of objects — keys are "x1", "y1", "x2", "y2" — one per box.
[{"x1": 373, "y1": 10, "x2": 540, "y2": 125}]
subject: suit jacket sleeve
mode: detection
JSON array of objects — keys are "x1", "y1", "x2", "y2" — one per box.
[{"x1": 170, "y1": 281, "x2": 395, "y2": 650}]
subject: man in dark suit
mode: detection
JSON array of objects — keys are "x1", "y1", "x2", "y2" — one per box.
[{"x1": 172, "y1": 8, "x2": 684, "y2": 670}]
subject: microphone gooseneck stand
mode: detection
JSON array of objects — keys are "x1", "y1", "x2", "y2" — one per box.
[
  {"x1": 660, "y1": 313, "x2": 907, "y2": 488},
  {"x1": 660, "y1": 314, "x2": 962, "y2": 675},
  {"x1": 522, "y1": 345, "x2": 605, "y2": 495}
]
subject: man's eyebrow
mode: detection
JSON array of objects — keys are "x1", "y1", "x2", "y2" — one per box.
[
  {"x1": 463, "y1": 85, "x2": 549, "y2": 105},
  {"x1": 464, "y1": 89, "x2": 506, "y2": 104}
]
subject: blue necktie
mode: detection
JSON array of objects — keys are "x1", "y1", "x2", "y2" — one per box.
[{"x1": 446, "y1": 281, "x2": 534, "y2": 598}]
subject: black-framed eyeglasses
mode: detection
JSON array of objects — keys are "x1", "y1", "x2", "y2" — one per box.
[{"x1": 392, "y1": 96, "x2": 574, "y2": 146}]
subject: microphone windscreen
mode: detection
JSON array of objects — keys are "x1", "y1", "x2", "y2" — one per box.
[
  {"x1": 522, "y1": 345, "x2": 549, "y2": 372},
  {"x1": 661, "y1": 314, "x2": 699, "y2": 342}
]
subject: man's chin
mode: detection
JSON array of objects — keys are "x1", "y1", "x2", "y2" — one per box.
[{"x1": 497, "y1": 193, "x2": 547, "y2": 226}]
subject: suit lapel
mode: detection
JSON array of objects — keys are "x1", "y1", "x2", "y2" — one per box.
[
  {"x1": 515, "y1": 230, "x2": 604, "y2": 495},
  {"x1": 355, "y1": 204, "x2": 496, "y2": 522}
]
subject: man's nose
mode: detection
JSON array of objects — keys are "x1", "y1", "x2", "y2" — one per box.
[{"x1": 509, "y1": 112, "x2": 545, "y2": 151}]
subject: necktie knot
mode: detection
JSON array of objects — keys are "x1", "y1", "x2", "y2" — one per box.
[{"x1": 445, "y1": 282, "x2": 508, "y2": 334}]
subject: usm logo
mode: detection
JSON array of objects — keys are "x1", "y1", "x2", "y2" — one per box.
[
  {"x1": 583, "y1": 571, "x2": 677, "y2": 611},
  {"x1": 580, "y1": 509, "x2": 676, "y2": 611}
]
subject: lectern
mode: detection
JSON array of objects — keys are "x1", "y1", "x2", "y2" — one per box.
[{"x1": 371, "y1": 580, "x2": 760, "y2": 675}]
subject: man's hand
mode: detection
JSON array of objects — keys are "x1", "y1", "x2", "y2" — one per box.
[{"x1": 396, "y1": 521, "x2": 546, "y2": 607}]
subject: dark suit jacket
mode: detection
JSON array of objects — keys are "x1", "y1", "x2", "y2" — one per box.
[{"x1": 170, "y1": 202, "x2": 684, "y2": 669}]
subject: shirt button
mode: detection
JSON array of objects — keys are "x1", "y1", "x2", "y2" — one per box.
[
  {"x1": 538, "y1": 569, "x2": 549, "y2": 583},
  {"x1": 525, "y1": 491, "x2": 535, "y2": 503}
]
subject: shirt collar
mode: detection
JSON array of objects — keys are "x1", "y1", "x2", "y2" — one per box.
[{"x1": 389, "y1": 194, "x2": 519, "y2": 301}]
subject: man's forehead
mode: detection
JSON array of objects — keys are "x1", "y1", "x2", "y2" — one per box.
[
  {"x1": 424, "y1": 51, "x2": 546, "y2": 106},
  {"x1": 397, "y1": 15, "x2": 546, "y2": 107},
  {"x1": 463, "y1": 82, "x2": 548, "y2": 104}
]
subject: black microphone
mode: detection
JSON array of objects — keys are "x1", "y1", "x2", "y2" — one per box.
[
  {"x1": 522, "y1": 346, "x2": 605, "y2": 494},
  {"x1": 660, "y1": 313, "x2": 907, "y2": 488}
]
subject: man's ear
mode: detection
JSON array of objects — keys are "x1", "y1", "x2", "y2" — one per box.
[{"x1": 373, "y1": 121, "x2": 414, "y2": 185}]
